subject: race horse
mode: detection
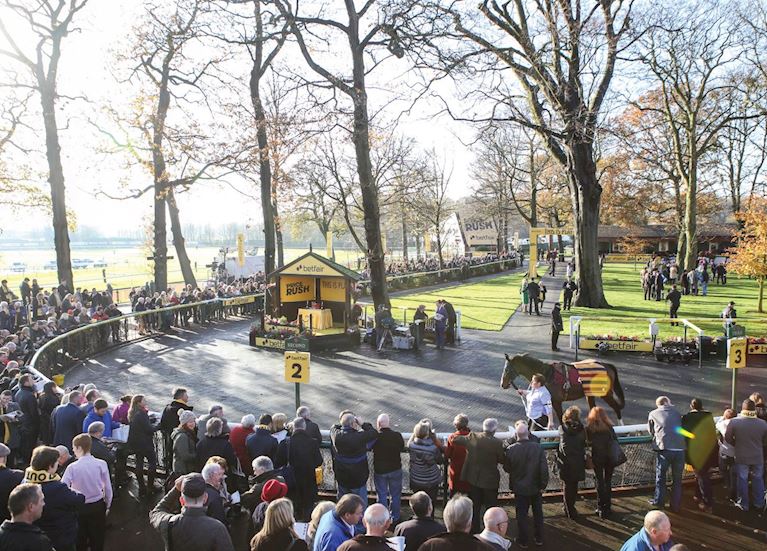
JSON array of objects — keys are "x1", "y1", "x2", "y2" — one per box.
[{"x1": 501, "y1": 353, "x2": 626, "y2": 426}]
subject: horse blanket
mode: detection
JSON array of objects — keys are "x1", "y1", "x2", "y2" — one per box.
[{"x1": 572, "y1": 360, "x2": 612, "y2": 397}]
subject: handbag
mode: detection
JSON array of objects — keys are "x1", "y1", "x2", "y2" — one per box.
[{"x1": 607, "y1": 433, "x2": 627, "y2": 467}]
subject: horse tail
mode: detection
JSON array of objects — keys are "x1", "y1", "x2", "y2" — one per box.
[{"x1": 606, "y1": 362, "x2": 626, "y2": 409}]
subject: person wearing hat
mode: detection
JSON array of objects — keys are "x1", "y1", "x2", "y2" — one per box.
[
  {"x1": 172, "y1": 410, "x2": 199, "y2": 476},
  {"x1": 551, "y1": 302, "x2": 564, "y2": 351},
  {"x1": 150, "y1": 473, "x2": 234, "y2": 551},
  {"x1": 0, "y1": 443, "x2": 23, "y2": 521},
  {"x1": 251, "y1": 478, "x2": 288, "y2": 535}
]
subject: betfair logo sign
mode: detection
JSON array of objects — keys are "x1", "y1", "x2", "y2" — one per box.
[{"x1": 286, "y1": 282, "x2": 311, "y2": 296}]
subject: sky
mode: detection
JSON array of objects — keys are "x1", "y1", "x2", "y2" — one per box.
[{"x1": 0, "y1": 0, "x2": 477, "y2": 235}]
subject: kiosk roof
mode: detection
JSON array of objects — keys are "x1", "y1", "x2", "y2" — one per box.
[{"x1": 270, "y1": 251, "x2": 362, "y2": 281}]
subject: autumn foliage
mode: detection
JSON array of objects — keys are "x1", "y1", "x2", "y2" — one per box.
[{"x1": 728, "y1": 197, "x2": 767, "y2": 312}]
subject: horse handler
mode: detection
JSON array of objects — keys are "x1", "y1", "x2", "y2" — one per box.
[
  {"x1": 517, "y1": 374, "x2": 554, "y2": 431},
  {"x1": 551, "y1": 302, "x2": 563, "y2": 351}
]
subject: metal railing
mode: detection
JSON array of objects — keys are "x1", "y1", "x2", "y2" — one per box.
[{"x1": 29, "y1": 295, "x2": 264, "y2": 378}]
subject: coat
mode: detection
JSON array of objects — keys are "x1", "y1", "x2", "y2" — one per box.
[
  {"x1": 204, "y1": 484, "x2": 227, "y2": 525},
  {"x1": 313, "y1": 509, "x2": 356, "y2": 551},
  {"x1": 557, "y1": 421, "x2": 586, "y2": 482},
  {"x1": 275, "y1": 430, "x2": 323, "y2": 495},
  {"x1": 149, "y1": 488, "x2": 234, "y2": 551},
  {"x1": 393, "y1": 517, "x2": 444, "y2": 551},
  {"x1": 503, "y1": 439, "x2": 549, "y2": 497},
  {"x1": 159, "y1": 400, "x2": 193, "y2": 435},
  {"x1": 338, "y1": 535, "x2": 393, "y2": 551},
  {"x1": 407, "y1": 438, "x2": 443, "y2": 488},
  {"x1": 451, "y1": 431, "x2": 504, "y2": 489},
  {"x1": 196, "y1": 434, "x2": 237, "y2": 471},
  {"x1": 444, "y1": 429, "x2": 470, "y2": 493},
  {"x1": 52, "y1": 402, "x2": 85, "y2": 451},
  {"x1": 586, "y1": 426, "x2": 616, "y2": 467},
  {"x1": 330, "y1": 423, "x2": 378, "y2": 489},
  {"x1": 417, "y1": 531, "x2": 495, "y2": 551},
  {"x1": 372, "y1": 428, "x2": 404, "y2": 475},
  {"x1": 305, "y1": 419, "x2": 323, "y2": 447},
  {"x1": 246, "y1": 427, "x2": 279, "y2": 462},
  {"x1": 0, "y1": 402, "x2": 21, "y2": 450},
  {"x1": 725, "y1": 415, "x2": 767, "y2": 465},
  {"x1": 228, "y1": 424, "x2": 253, "y2": 475},
  {"x1": 619, "y1": 527, "x2": 674, "y2": 551},
  {"x1": 648, "y1": 405, "x2": 686, "y2": 451},
  {"x1": 250, "y1": 528, "x2": 309, "y2": 551},
  {"x1": 241, "y1": 470, "x2": 285, "y2": 511},
  {"x1": 0, "y1": 520, "x2": 53, "y2": 550},
  {"x1": 25, "y1": 470, "x2": 85, "y2": 550},
  {"x1": 83, "y1": 409, "x2": 120, "y2": 438},
  {"x1": 127, "y1": 409, "x2": 156, "y2": 456},
  {"x1": 14, "y1": 386, "x2": 39, "y2": 435},
  {"x1": 681, "y1": 410, "x2": 718, "y2": 470},
  {"x1": 551, "y1": 307, "x2": 564, "y2": 331},
  {"x1": 171, "y1": 427, "x2": 198, "y2": 475},
  {"x1": 0, "y1": 466, "x2": 24, "y2": 521},
  {"x1": 38, "y1": 393, "x2": 60, "y2": 445}
]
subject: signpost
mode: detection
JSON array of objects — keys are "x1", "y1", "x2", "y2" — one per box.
[
  {"x1": 727, "y1": 337, "x2": 751, "y2": 409},
  {"x1": 284, "y1": 351, "x2": 310, "y2": 410}
]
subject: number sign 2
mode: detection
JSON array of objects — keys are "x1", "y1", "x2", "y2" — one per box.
[{"x1": 284, "y1": 352, "x2": 311, "y2": 383}]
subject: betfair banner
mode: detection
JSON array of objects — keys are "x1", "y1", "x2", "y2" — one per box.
[
  {"x1": 280, "y1": 276, "x2": 315, "y2": 302},
  {"x1": 320, "y1": 278, "x2": 346, "y2": 302}
]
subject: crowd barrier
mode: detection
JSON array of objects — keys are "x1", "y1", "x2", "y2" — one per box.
[{"x1": 28, "y1": 295, "x2": 264, "y2": 378}]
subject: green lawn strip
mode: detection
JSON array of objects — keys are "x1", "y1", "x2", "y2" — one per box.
[
  {"x1": 560, "y1": 263, "x2": 767, "y2": 339},
  {"x1": 387, "y1": 272, "x2": 524, "y2": 331}
]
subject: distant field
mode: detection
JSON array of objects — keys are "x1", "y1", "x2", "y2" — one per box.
[{"x1": 0, "y1": 246, "x2": 365, "y2": 291}]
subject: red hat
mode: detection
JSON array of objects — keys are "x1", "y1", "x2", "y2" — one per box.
[{"x1": 261, "y1": 479, "x2": 288, "y2": 502}]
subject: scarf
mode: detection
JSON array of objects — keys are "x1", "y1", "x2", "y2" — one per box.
[
  {"x1": 24, "y1": 468, "x2": 60, "y2": 484},
  {"x1": 741, "y1": 410, "x2": 757, "y2": 418}
]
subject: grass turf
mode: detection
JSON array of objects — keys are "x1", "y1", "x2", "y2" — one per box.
[
  {"x1": 559, "y1": 263, "x2": 767, "y2": 339},
  {"x1": 386, "y1": 272, "x2": 524, "y2": 331}
]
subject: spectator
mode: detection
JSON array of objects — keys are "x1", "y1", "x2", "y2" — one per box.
[
  {"x1": 61, "y1": 434, "x2": 111, "y2": 551},
  {"x1": 680, "y1": 398, "x2": 717, "y2": 513},
  {"x1": 246, "y1": 415, "x2": 278, "y2": 463},
  {"x1": 86, "y1": 422, "x2": 116, "y2": 477},
  {"x1": 171, "y1": 410, "x2": 199, "y2": 476},
  {"x1": 271, "y1": 413, "x2": 288, "y2": 442},
  {"x1": 417, "y1": 494, "x2": 493, "y2": 551},
  {"x1": 557, "y1": 406, "x2": 586, "y2": 519},
  {"x1": 338, "y1": 503, "x2": 392, "y2": 551},
  {"x1": 725, "y1": 399, "x2": 767, "y2": 512},
  {"x1": 406, "y1": 420, "x2": 444, "y2": 510},
  {"x1": 24, "y1": 445, "x2": 85, "y2": 551},
  {"x1": 296, "y1": 406, "x2": 322, "y2": 447},
  {"x1": 241, "y1": 457, "x2": 285, "y2": 512},
  {"x1": 477, "y1": 507, "x2": 511, "y2": 551},
  {"x1": 111, "y1": 395, "x2": 131, "y2": 425},
  {"x1": 306, "y1": 501, "x2": 335, "y2": 550},
  {"x1": 312, "y1": 493, "x2": 365, "y2": 551},
  {"x1": 14, "y1": 374, "x2": 39, "y2": 465},
  {"x1": 452, "y1": 418, "x2": 505, "y2": 533},
  {"x1": 0, "y1": 484, "x2": 52, "y2": 550},
  {"x1": 586, "y1": 407, "x2": 617, "y2": 519},
  {"x1": 250, "y1": 497, "x2": 308, "y2": 551},
  {"x1": 393, "y1": 491, "x2": 444, "y2": 550},
  {"x1": 330, "y1": 412, "x2": 377, "y2": 501},
  {"x1": 160, "y1": 388, "x2": 193, "y2": 467},
  {"x1": 149, "y1": 473, "x2": 234, "y2": 551},
  {"x1": 55, "y1": 446, "x2": 74, "y2": 476},
  {"x1": 0, "y1": 443, "x2": 23, "y2": 522},
  {"x1": 444, "y1": 413, "x2": 470, "y2": 497},
  {"x1": 196, "y1": 417, "x2": 236, "y2": 472},
  {"x1": 715, "y1": 408, "x2": 737, "y2": 502},
  {"x1": 230, "y1": 414, "x2": 256, "y2": 476},
  {"x1": 749, "y1": 392, "x2": 767, "y2": 422},
  {"x1": 620, "y1": 510, "x2": 674, "y2": 551},
  {"x1": 503, "y1": 423, "x2": 548, "y2": 548},
  {"x1": 648, "y1": 396, "x2": 685, "y2": 512},
  {"x1": 0, "y1": 390, "x2": 21, "y2": 465},
  {"x1": 52, "y1": 391, "x2": 85, "y2": 453},
  {"x1": 127, "y1": 394, "x2": 159, "y2": 496},
  {"x1": 275, "y1": 417, "x2": 322, "y2": 521},
  {"x1": 201, "y1": 462, "x2": 227, "y2": 526},
  {"x1": 82, "y1": 399, "x2": 120, "y2": 438},
  {"x1": 197, "y1": 404, "x2": 230, "y2": 437},
  {"x1": 38, "y1": 383, "x2": 61, "y2": 446},
  {"x1": 372, "y1": 413, "x2": 405, "y2": 524}
]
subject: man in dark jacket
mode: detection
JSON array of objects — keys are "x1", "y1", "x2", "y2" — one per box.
[
  {"x1": 0, "y1": 443, "x2": 23, "y2": 521},
  {"x1": 150, "y1": 473, "x2": 234, "y2": 551},
  {"x1": 451, "y1": 418, "x2": 505, "y2": 533},
  {"x1": 159, "y1": 388, "x2": 193, "y2": 468},
  {"x1": 245, "y1": 414, "x2": 278, "y2": 461},
  {"x1": 25, "y1": 445, "x2": 85, "y2": 551},
  {"x1": 330, "y1": 412, "x2": 378, "y2": 500},
  {"x1": 442, "y1": 300, "x2": 457, "y2": 344},
  {"x1": 0, "y1": 483, "x2": 53, "y2": 550},
  {"x1": 275, "y1": 417, "x2": 322, "y2": 520},
  {"x1": 725, "y1": 399, "x2": 767, "y2": 512},
  {"x1": 52, "y1": 391, "x2": 86, "y2": 453},
  {"x1": 195, "y1": 418, "x2": 236, "y2": 471},
  {"x1": 681, "y1": 398, "x2": 717, "y2": 512},
  {"x1": 241, "y1": 456, "x2": 285, "y2": 511},
  {"x1": 371, "y1": 414, "x2": 404, "y2": 524},
  {"x1": 551, "y1": 302, "x2": 564, "y2": 351},
  {"x1": 0, "y1": 390, "x2": 21, "y2": 466},
  {"x1": 562, "y1": 278, "x2": 577, "y2": 311},
  {"x1": 86, "y1": 423, "x2": 116, "y2": 478},
  {"x1": 15, "y1": 374, "x2": 40, "y2": 465},
  {"x1": 393, "y1": 491, "x2": 444, "y2": 550},
  {"x1": 665, "y1": 285, "x2": 682, "y2": 326},
  {"x1": 504, "y1": 424, "x2": 549, "y2": 548},
  {"x1": 201, "y1": 463, "x2": 227, "y2": 526},
  {"x1": 417, "y1": 495, "x2": 494, "y2": 551},
  {"x1": 527, "y1": 279, "x2": 541, "y2": 316},
  {"x1": 296, "y1": 406, "x2": 323, "y2": 446},
  {"x1": 18, "y1": 279, "x2": 31, "y2": 307}
]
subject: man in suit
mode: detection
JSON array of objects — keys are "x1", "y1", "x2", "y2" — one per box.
[
  {"x1": 527, "y1": 279, "x2": 541, "y2": 316},
  {"x1": 275, "y1": 417, "x2": 323, "y2": 520},
  {"x1": 451, "y1": 418, "x2": 505, "y2": 533},
  {"x1": 551, "y1": 302, "x2": 564, "y2": 351},
  {"x1": 296, "y1": 406, "x2": 322, "y2": 446}
]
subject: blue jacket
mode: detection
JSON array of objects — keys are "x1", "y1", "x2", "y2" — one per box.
[
  {"x1": 52, "y1": 403, "x2": 85, "y2": 451},
  {"x1": 620, "y1": 528, "x2": 674, "y2": 551},
  {"x1": 245, "y1": 427, "x2": 278, "y2": 461},
  {"x1": 313, "y1": 509, "x2": 357, "y2": 551},
  {"x1": 82, "y1": 409, "x2": 120, "y2": 438}
]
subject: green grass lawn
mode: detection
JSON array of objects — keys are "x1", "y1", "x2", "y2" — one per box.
[
  {"x1": 385, "y1": 272, "x2": 524, "y2": 331},
  {"x1": 560, "y1": 263, "x2": 767, "y2": 339}
]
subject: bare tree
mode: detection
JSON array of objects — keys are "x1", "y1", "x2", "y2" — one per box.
[
  {"x1": 409, "y1": 152, "x2": 453, "y2": 269},
  {"x1": 0, "y1": 0, "x2": 91, "y2": 288}
]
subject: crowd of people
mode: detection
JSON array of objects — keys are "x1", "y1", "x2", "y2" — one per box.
[
  {"x1": 358, "y1": 252, "x2": 520, "y2": 281},
  {"x1": 0, "y1": 367, "x2": 760, "y2": 550},
  {"x1": 641, "y1": 254, "x2": 727, "y2": 303}
]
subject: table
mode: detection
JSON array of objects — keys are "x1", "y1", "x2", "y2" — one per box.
[{"x1": 298, "y1": 308, "x2": 333, "y2": 330}]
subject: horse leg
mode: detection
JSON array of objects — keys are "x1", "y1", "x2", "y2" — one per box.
[
  {"x1": 586, "y1": 395, "x2": 596, "y2": 414},
  {"x1": 602, "y1": 394, "x2": 625, "y2": 425},
  {"x1": 552, "y1": 400, "x2": 563, "y2": 428}
]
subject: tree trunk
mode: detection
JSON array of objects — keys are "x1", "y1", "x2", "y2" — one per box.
[
  {"x1": 400, "y1": 198, "x2": 408, "y2": 262},
  {"x1": 273, "y1": 196, "x2": 284, "y2": 267},
  {"x1": 676, "y1": 227, "x2": 687, "y2": 271},
  {"x1": 151, "y1": 77, "x2": 171, "y2": 292},
  {"x1": 759, "y1": 276, "x2": 764, "y2": 313},
  {"x1": 436, "y1": 228, "x2": 444, "y2": 269},
  {"x1": 40, "y1": 85, "x2": 73, "y2": 290},
  {"x1": 250, "y1": 74, "x2": 276, "y2": 277},
  {"x1": 568, "y1": 142, "x2": 609, "y2": 307},
  {"x1": 415, "y1": 234, "x2": 421, "y2": 259},
  {"x1": 682, "y1": 164, "x2": 698, "y2": 270},
  {"x1": 351, "y1": 54, "x2": 389, "y2": 308},
  {"x1": 166, "y1": 187, "x2": 197, "y2": 288}
]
